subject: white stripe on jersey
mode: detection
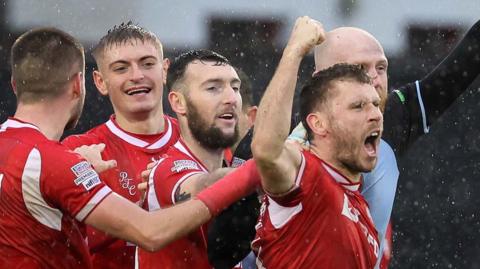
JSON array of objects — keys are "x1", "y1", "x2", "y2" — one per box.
[
  {"x1": 146, "y1": 118, "x2": 173, "y2": 150},
  {"x1": 147, "y1": 159, "x2": 166, "y2": 211},
  {"x1": 106, "y1": 120, "x2": 149, "y2": 148},
  {"x1": 106, "y1": 117, "x2": 174, "y2": 150},
  {"x1": 22, "y1": 148, "x2": 63, "y2": 231},
  {"x1": 267, "y1": 196, "x2": 303, "y2": 229},
  {"x1": 75, "y1": 185, "x2": 112, "y2": 221}
]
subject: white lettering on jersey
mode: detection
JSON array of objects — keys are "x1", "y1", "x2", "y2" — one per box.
[
  {"x1": 341, "y1": 193, "x2": 379, "y2": 257},
  {"x1": 0, "y1": 173, "x2": 3, "y2": 192},
  {"x1": 119, "y1": 172, "x2": 136, "y2": 196},
  {"x1": 170, "y1": 160, "x2": 200, "y2": 173},
  {"x1": 341, "y1": 193, "x2": 360, "y2": 222}
]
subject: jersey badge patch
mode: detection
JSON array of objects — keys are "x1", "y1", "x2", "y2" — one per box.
[
  {"x1": 71, "y1": 162, "x2": 101, "y2": 191},
  {"x1": 171, "y1": 160, "x2": 200, "y2": 173}
]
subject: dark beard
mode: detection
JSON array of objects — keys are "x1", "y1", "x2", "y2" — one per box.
[{"x1": 186, "y1": 98, "x2": 239, "y2": 150}]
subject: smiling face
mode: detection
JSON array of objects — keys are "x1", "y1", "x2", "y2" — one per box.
[
  {"x1": 174, "y1": 60, "x2": 242, "y2": 150},
  {"x1": 93, "y1": 39, "x2": 168, "y2": 119},
  {"x1": 324, "y1": 80, "x2": 383, "y2": 174}
]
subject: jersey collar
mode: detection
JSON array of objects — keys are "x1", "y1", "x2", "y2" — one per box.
[{"x1": 105, "y1": 116, "x2": 173, "y2": 150}]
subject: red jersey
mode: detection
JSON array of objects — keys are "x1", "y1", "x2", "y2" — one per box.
[
  {"x1": 252, "y1": 151, "x2": 379, "y2": 269},
  {"x1": 0, "y1": 118, "x2": 112, "y2": 269},
  {"x1": 62, "y1": 115, "x2": 180, "y2": 269},
  {"x1": 137, "y1": 139, "x2": 212, "y2": 269}
]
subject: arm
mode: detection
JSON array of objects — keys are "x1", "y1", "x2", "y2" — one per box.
[
  {"x1": 85, "y1": 159, "x2": 260, "y2": 252},
  {"x1": 252, "y1": 16, "x2": 325, "y2": 194},
  {"x1": 385, "y1": 20, "x2": 480, "y2": 155},
  {"x1": 174, "y1": 167, "x2": 233, "y2": 202},
  {"x1": 421, "y1": 19, "x2": 480, "y2": 124},
  {"x1": 85, "y1": 193, "x2": 210, "y2": 252}
]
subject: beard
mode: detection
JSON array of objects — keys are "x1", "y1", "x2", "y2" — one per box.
[
  {"x1": 185, "y1": 98, "x2": 239, "y2": 150},
  {"x1": 329, "y1": 117, "x2": 372, "y2": 174}
]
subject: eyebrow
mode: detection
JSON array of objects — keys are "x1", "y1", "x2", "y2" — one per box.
[
  {"x1": 200, "y1": 77, "x2": 241, "y2": 86},
  {"x1": 108, "y1": 55, "x2": 158, "y2": 69}
]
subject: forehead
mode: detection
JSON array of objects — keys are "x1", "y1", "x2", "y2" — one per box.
[
  {"x1": 318, "y1": 35, "x2": 387, "y2": 70},
  {"x1": 100, "y1": 39, "x2": 161, "y2": 64},
  {"x1": 330, "y1": 80, "x2": 379, "y2": 103},
  {"x1": 183, "y1": 60, "x2": 239, "y2": 84}
]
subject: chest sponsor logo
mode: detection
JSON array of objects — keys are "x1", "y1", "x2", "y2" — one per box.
[{"x1": 171, "y1": 160, "x2": 200, "y2": 173}]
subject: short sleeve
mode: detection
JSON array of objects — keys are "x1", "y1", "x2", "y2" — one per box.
[
  {"x1": 39, "y1": 147, "x2": 111, "y2": 222},
  {"x1": 146, "y1": 156, "x2": 206, "y2": 210}
]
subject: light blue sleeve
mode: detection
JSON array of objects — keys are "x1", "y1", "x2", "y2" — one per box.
[{"x1": 361, "y1": 139, "x2": 399, "y2": 268}]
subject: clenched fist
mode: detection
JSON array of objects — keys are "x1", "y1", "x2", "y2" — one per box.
[{"x1": 285, "y1": 16, "x2": 326, "y2": 58}]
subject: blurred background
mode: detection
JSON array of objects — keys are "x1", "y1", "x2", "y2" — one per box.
[{"x1": 1, "y1": 0, "x2": 480, "y2": 268}]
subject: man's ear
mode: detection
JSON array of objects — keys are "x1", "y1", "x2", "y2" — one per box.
[
  {"x1": 71, "y1": 72, "x2": 84, "y2": 99},
  {"x1": 306, "y1": 111, "x2": 328, "y2": 137},
  {"x1": 93, "y1": 70, "x2": 108, "y2": 96},
  {"x1": 162, "y1": 58, "x2": 170, "y2": 85},
  {"x1": 10, "y1": 77, "x2": 17, "y2": 95},
  {"x1": 246, "y1": 106, "x2": 258, "y2": 126},
  {"x1": 168, "y1": 91, "x2": 187, "y2": 115}
]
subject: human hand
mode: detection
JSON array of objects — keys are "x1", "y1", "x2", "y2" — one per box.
[
  {"x1": 285, "y1": 16, "x2": 326, "y2": 58},
  {"x1": 74, "y1": 143, "x2": 116, "y2": 173}
]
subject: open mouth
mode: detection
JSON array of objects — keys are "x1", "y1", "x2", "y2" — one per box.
[
  {"x1": 218, "y1": 113, "x2": 235, "y2": 120},
  {"x1": 126, "y1": 87, "x2": 151, "y2": 96},
  {"x1": 364, "y1": 130, "x2": 380, "y2": 157}
]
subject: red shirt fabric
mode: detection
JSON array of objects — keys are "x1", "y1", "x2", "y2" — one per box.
[
  {"x1": 252, "y1": 150, "x2": 379, "y2": 269},
  {"x1": 0, "y1": 118, "x2": 112, "y2": 269},
  {"x1": 62, "y1": 115, "x2": 180, "y2": 269}
]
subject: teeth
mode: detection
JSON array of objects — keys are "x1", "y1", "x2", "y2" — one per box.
[
  {"x1": 127, "y1": 88, "x2": 150, "y2": 95},
  {"x1": 370, "y1": 132, "x2": 379, "y2": 137}
]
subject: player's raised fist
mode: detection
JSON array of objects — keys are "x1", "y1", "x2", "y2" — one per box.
[{"x1": 286, "y1": 16, "x2": 326, "y2": 58}]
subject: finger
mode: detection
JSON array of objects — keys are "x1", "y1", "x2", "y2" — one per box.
[
  {"x1": 103, "y1": 159, "x2": 117, "y2": 170},
  {"x1": 94, "y1": 143, "x2": 106, "y2": 152},
  {"x1": 146, "y1": 162, "x2": 157, "y2": 170},
  {"x1": 141, "y1": 170, "x2": 151, "y2": 182},
  {"x1": 138, "y1": 182, "x2": 148, "y2": 191}
]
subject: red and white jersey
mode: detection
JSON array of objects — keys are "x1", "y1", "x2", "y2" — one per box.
[
  {"x1": 62, "y1": 115, "x2": 180, "y2": 269},
  {"x1": 252, "y1": 150, "x2": 379, "y2": 269},
  {"x1": 0, "y1": 118, "x2": 112, "y2": 269},
  {"x1": 137, "y1": 139, "x2": 212, "y2": 269}
]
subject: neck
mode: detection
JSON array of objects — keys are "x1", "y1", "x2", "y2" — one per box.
[
  {"x1": 309, "y1": 142, "x2": 361, "y2": 183},
  {"x1": 14, "y1": 102, "x2": 69, "y2": 141},
  {"x1": 179, "y1": 125, "x2": 224, "y2": 172},
  {"x1": 114, "y1": 106, "x2": 165, "y2": 135}
]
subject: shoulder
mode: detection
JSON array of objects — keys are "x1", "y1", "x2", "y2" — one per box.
[{"x1": 62, "y1": 124, "x2": 106, "y2": 148}]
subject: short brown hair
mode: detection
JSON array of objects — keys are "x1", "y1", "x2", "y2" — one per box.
[
  {"x1": 11, "y1": 27, "x2": 85, "y2": 103},
  {"x1": 92, "y1": 22, "x2": 162, "y2": 63},
  {"x1": 300, "y1": 63, "x2": 371, "y2": 140}
]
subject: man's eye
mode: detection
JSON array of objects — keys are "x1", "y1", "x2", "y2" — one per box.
[{"x1": 113, "y1": 66, "x2": 127, "y2": 72}]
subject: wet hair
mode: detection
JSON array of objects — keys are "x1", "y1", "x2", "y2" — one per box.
[
  {"x1": 300, "y1": 63, "x2": 371, "y2": 140},
  {"x1": 92, "y1": 21, "x2": 162, "y2": 62},
  {"x1": 234, "y1": 67, "x2": 255, "y2": 110},
  {"x1": 167, "y1": 49, "x2": 231, "y2": 92},
  {"x1": 11, "y1": 27, "x2": 85, "y2": 103}
]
